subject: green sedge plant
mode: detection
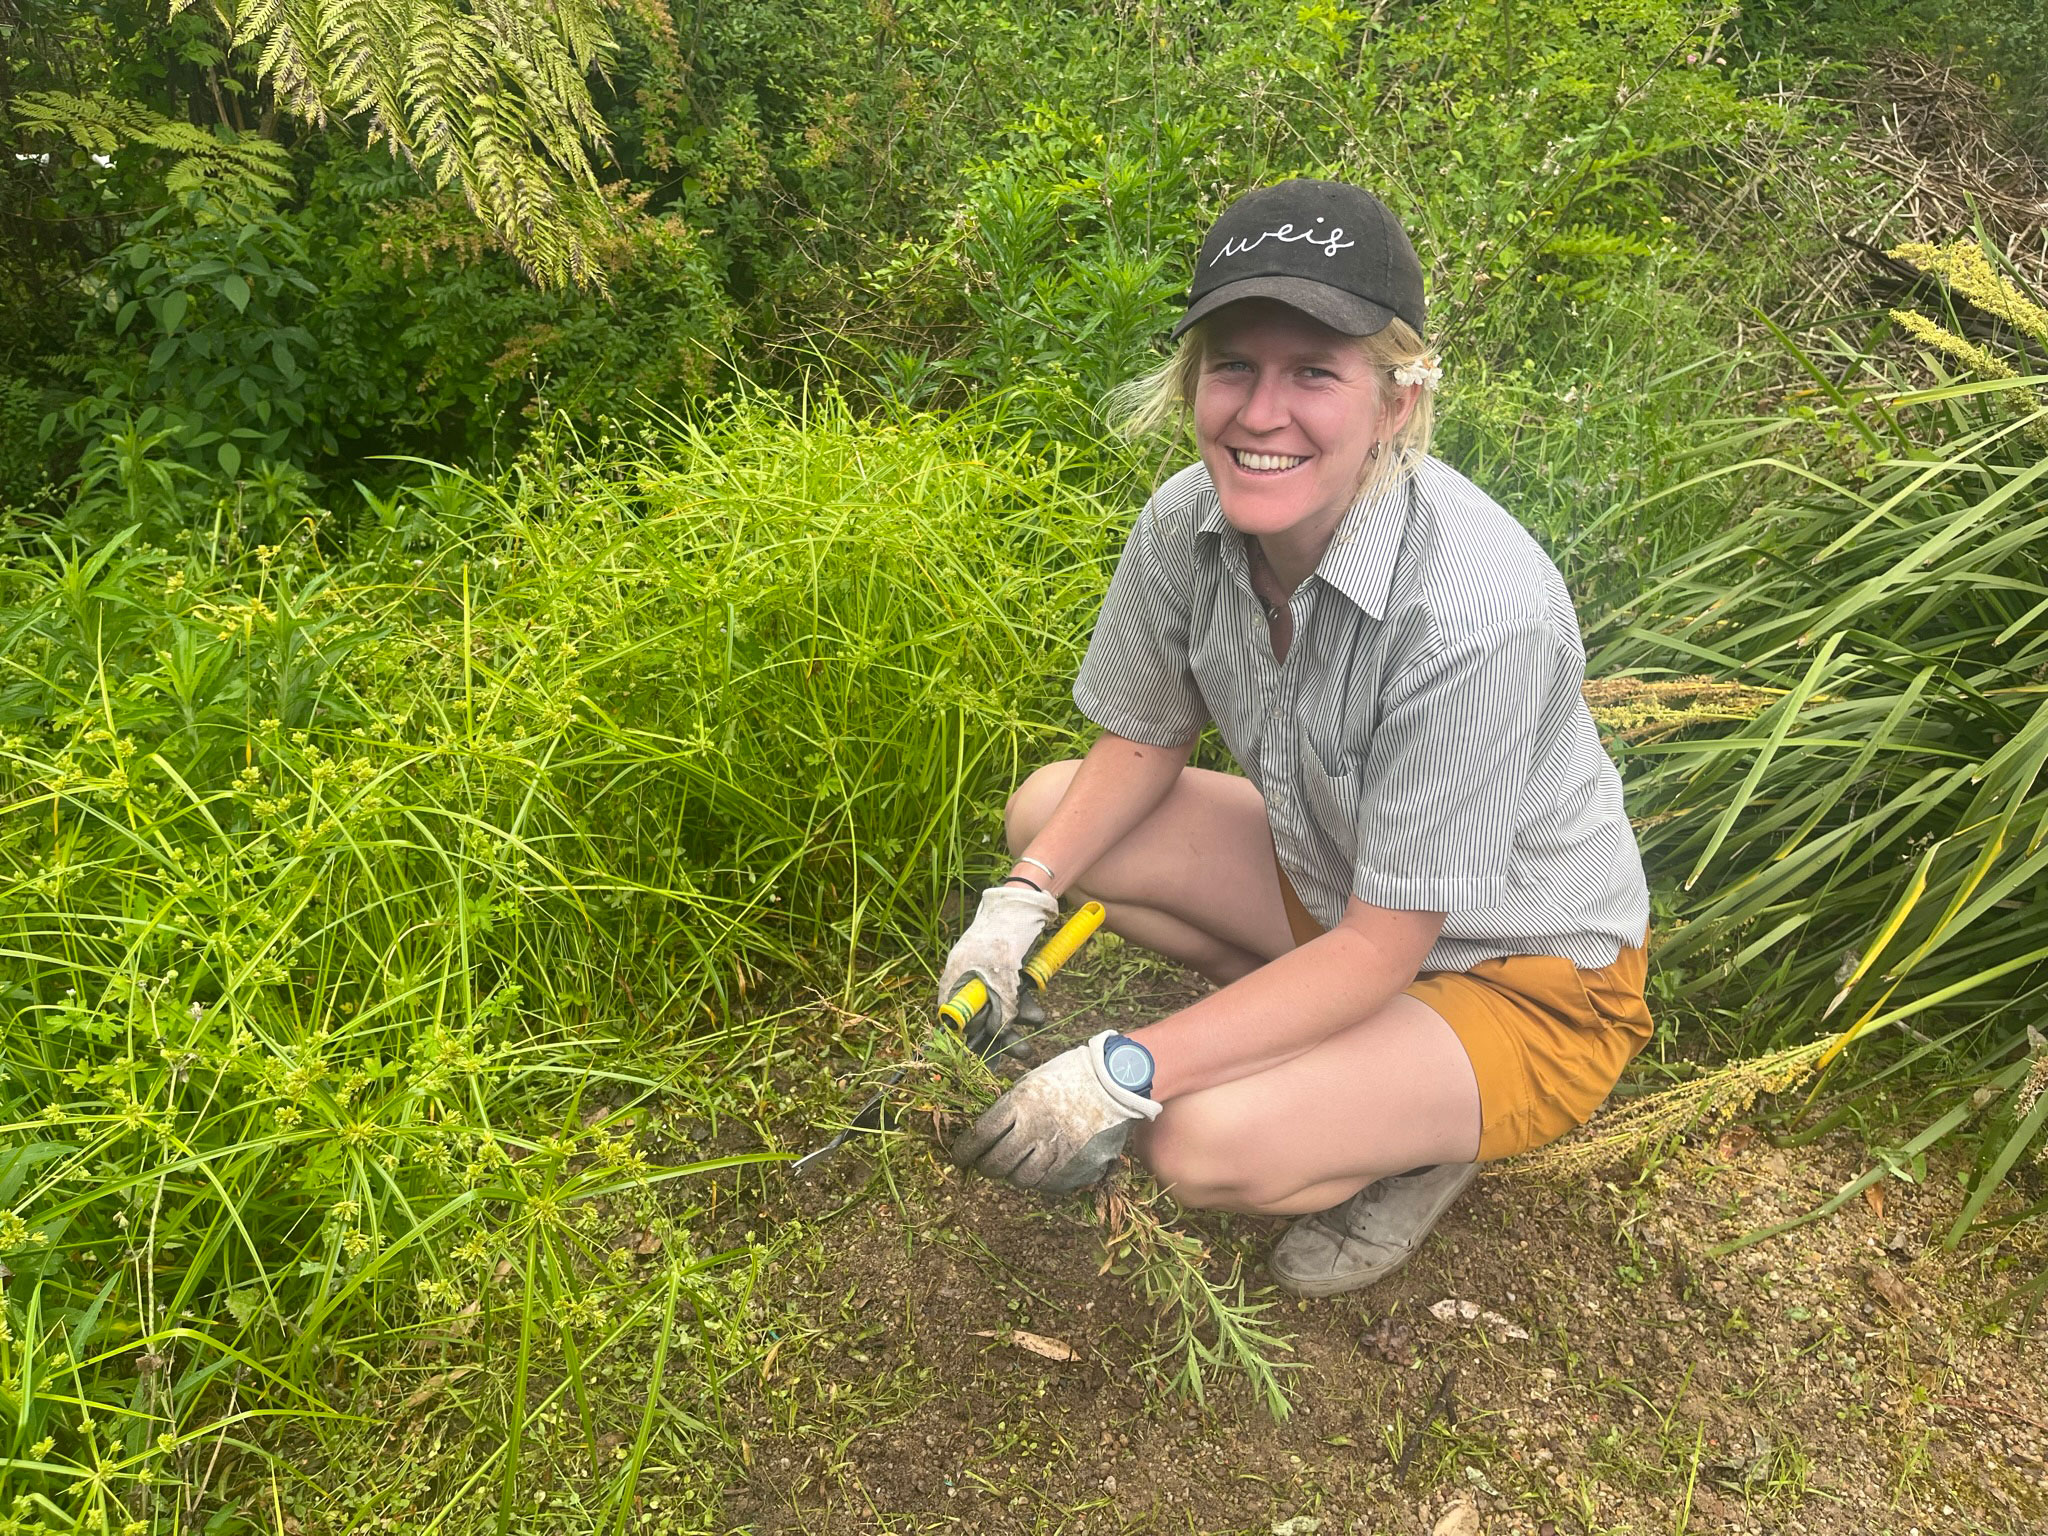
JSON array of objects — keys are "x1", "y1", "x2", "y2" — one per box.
[{"x1": 0, "y1": 394, "x2": 1133, "y2": 1526}]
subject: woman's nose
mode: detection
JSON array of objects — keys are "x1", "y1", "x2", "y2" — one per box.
[{"x1": 1238, "y1": 371, "x2": 1290, "y2": 433}]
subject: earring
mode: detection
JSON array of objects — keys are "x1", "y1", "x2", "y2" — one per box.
[{"x1": 1368, "y1": 441, "x2": 1381, "y2": 461}]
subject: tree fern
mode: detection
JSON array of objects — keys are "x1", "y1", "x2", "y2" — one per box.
[
  {"x1": 137, "y1": 0, "x2": 616, "y2": 287},
  {"x1": 12, "y1": 90, "x2": 295, "y2": 199}
]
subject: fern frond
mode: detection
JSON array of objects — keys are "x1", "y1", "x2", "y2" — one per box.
[
  {"x1": 245, "y1": 0, "x2": 332, "y2": 125},
  {"x1": 224, "y1": 0, "x2": 617, "y2": 287},
  {"x1": 13, "y1": 90, "x2": 294, "y2": 199},
  {"x1": 13, "y1": 89, "x2": 151, "y2": 153}
]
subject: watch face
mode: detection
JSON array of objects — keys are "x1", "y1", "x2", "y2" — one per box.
[{"x1": 1104, "y1": 1037, "x2": 1153, "y2": 1093}]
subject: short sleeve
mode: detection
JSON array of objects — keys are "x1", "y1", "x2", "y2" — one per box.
[
  {"x1": 1071, "y1": 498, "x2": 1209, "y2": 747},
  {"x1": 1348, "y1": 618, "x2": 1554, "y2": 912}
]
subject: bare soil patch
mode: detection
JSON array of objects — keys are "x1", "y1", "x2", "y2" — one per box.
[{"x1": 707, "y1": 963, "x2": 2048, "y2": 1536}]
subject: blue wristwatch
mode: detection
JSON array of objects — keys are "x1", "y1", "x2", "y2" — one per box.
[{"x1": 1100, "y1": 1033, "x2": 1155, "y2": 1098}]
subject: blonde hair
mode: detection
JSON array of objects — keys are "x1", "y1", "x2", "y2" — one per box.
[{"x1": 1106, "y1": 315, "x2": 1438, "y2": 503}]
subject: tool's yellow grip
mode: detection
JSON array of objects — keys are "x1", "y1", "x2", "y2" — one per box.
[
  {"x1": 938, "y1": 975, "x2": 991, "y2": 1033},
  {"x1": 1023, "y1": 901, "x2": 1106, "y2": 989}
]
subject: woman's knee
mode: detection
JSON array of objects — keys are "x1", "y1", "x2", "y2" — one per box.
[
  {"x1": 1136, "y1": 1092, "x2": 1282, "y2": 1209},
  {"x1": 1004, "y1": 760, "x2": 1081, "y2": 855}
]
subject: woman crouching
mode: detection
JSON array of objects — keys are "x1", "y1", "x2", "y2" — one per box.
[{"x1": 939, "y1": 179, "x2": 1652, "y2": 1298}]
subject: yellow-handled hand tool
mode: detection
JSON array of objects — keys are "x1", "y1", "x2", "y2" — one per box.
[{"x1": 791, "y1": 902, "x2": 1107, "y2": 1174}]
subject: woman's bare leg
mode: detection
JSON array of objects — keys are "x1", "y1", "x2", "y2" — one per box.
[
  {"x1": 1132, "y1": 992, "x2": 1482, "y2": 1214},
  {"x1": 1005, "y1": 760, "x2": 1295, "y2": 984}
]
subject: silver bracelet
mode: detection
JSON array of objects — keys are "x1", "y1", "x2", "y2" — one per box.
[{"x1": 1012, "y1": 855, "x2": 1057, "y2": 887}]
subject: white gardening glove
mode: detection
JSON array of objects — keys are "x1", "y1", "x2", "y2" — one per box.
[
  {"x1": 951, "y1": 1031, "x2": 1162, "y2": 1192},
  {"x1": 938, "y1": 884, "x2": 1059, "y2": 1029}
]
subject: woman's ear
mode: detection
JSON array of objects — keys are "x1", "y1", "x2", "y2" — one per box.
[{"x1": 1386, "y1": 381, "x2": 1420, "y2": 437}]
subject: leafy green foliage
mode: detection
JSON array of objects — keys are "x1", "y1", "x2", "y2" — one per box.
[
  {"x1": 207, "y1": 0, "x2": 618, "y2": 286},
  {"x1": 0, "y1": 378, "x2": 54, "y2": 516},
  {"x1": 814, "y1": 0, "x2": 1830, "y2": 531},
  {"x1": 37, "y1": 160, "x2": 742, "y2": 508},
  {"x1": 54, "y1": 190, "x2": 323, "y2": 490},
  {"x1": 300, "y1": 162, "x2": 738, "y2": 470},
  {"x1": 11, "y1": 90, "x2": 292, "y2": 199},
  {"x1": 5, "y1": 0, "x2": 619, "y2": 295},
  {"x1": 947, "y1": 111, "x2": 1198, "y2": 419},
  {"x1": 0, "y1": 0, "x2": 1884, "y2": 506},
  {"x1": 0, "y1": 0, "x2": 248, "y2": 376}
]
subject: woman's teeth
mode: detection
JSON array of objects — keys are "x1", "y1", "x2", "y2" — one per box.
[{"x1": 1233, "y1": 450, "x2": 1308, "y2": 471}]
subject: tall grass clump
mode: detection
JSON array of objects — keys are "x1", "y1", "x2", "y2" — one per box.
[
  {"x1": 1596, "y1": 319, "x2": 2048, "y2": 1250},
  {"x1": 0, "y1": 397, "x2": 1120, "y2": 1528},
  {"x1": 532, "y1": 399, "x2": 1121, "y2": 977}
]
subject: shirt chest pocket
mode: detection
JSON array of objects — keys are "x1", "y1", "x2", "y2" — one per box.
[{"x1": 1298, "y1": 727, "x2": 1363, "y2": 857}]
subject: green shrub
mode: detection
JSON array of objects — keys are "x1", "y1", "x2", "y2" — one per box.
[
  {"x1": 300, "y1": 160, "x2": 740, "y2": 476},
  {"x1": 52, "y1": 189, "x2": 323, "y2": 485},
  {"x1": 0, "y1": 377, "x2": 52, "y2": 515}
]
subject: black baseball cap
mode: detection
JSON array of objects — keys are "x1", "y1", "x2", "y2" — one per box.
[{"x1": 1171, "y1": 179, "x2": 1424, "y2": 341}]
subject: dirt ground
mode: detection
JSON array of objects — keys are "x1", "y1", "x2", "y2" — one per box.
[{"x1": 709, "y1": 962, "x2": 2048, "y2": 1536}]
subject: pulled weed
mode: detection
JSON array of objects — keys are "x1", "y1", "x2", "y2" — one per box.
[{"x1": 1094, "y1": 1173, "x2": 1296, "y2": 1423}]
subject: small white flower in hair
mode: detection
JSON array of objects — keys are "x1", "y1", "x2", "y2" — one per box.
[{"x1": 1392, "y1": 356, "x2": 1443, "y2": 392}]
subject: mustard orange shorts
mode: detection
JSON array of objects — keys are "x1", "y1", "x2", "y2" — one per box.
[{"x1": 1278, "y1": 866, "x2": 1653, "y2": 1161}]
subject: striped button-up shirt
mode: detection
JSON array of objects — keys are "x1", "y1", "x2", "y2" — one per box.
[{"x1": 1072, "y1": 457, "x2": 1649, "y2": 972}]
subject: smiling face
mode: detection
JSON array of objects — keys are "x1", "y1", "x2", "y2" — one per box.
[{"x1": 1192, "y1": 299, "x2": 1403, "y2": 550}]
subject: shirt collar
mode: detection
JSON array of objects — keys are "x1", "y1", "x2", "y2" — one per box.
[{"x1": 1194, "y1": 470, "x2": 1414, "y2": 621}]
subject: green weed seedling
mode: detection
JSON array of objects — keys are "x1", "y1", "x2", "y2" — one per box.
[{"x1": 1091, "y1": 1172, "x2": 1297, "y2": 1422}]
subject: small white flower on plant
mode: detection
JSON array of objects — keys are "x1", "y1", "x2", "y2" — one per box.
[
  {"x1": 1392, "y1": 355, "x2": 1443, "y2": 392},
  {"x1": 189, "y1": 1001, "x2": 204, "y2": 1021}
]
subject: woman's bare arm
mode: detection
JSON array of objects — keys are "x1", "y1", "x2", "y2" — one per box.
[
  {"x1": 1013, "y1": 733, "x2": 1443, "y2": 1099},
  {"x1": 1129, "y1": 900, "x2": 1446, "y2": 1099},
  {"x1": 1009, "y1": 730, "x2": 1197, "y2": 895}
]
